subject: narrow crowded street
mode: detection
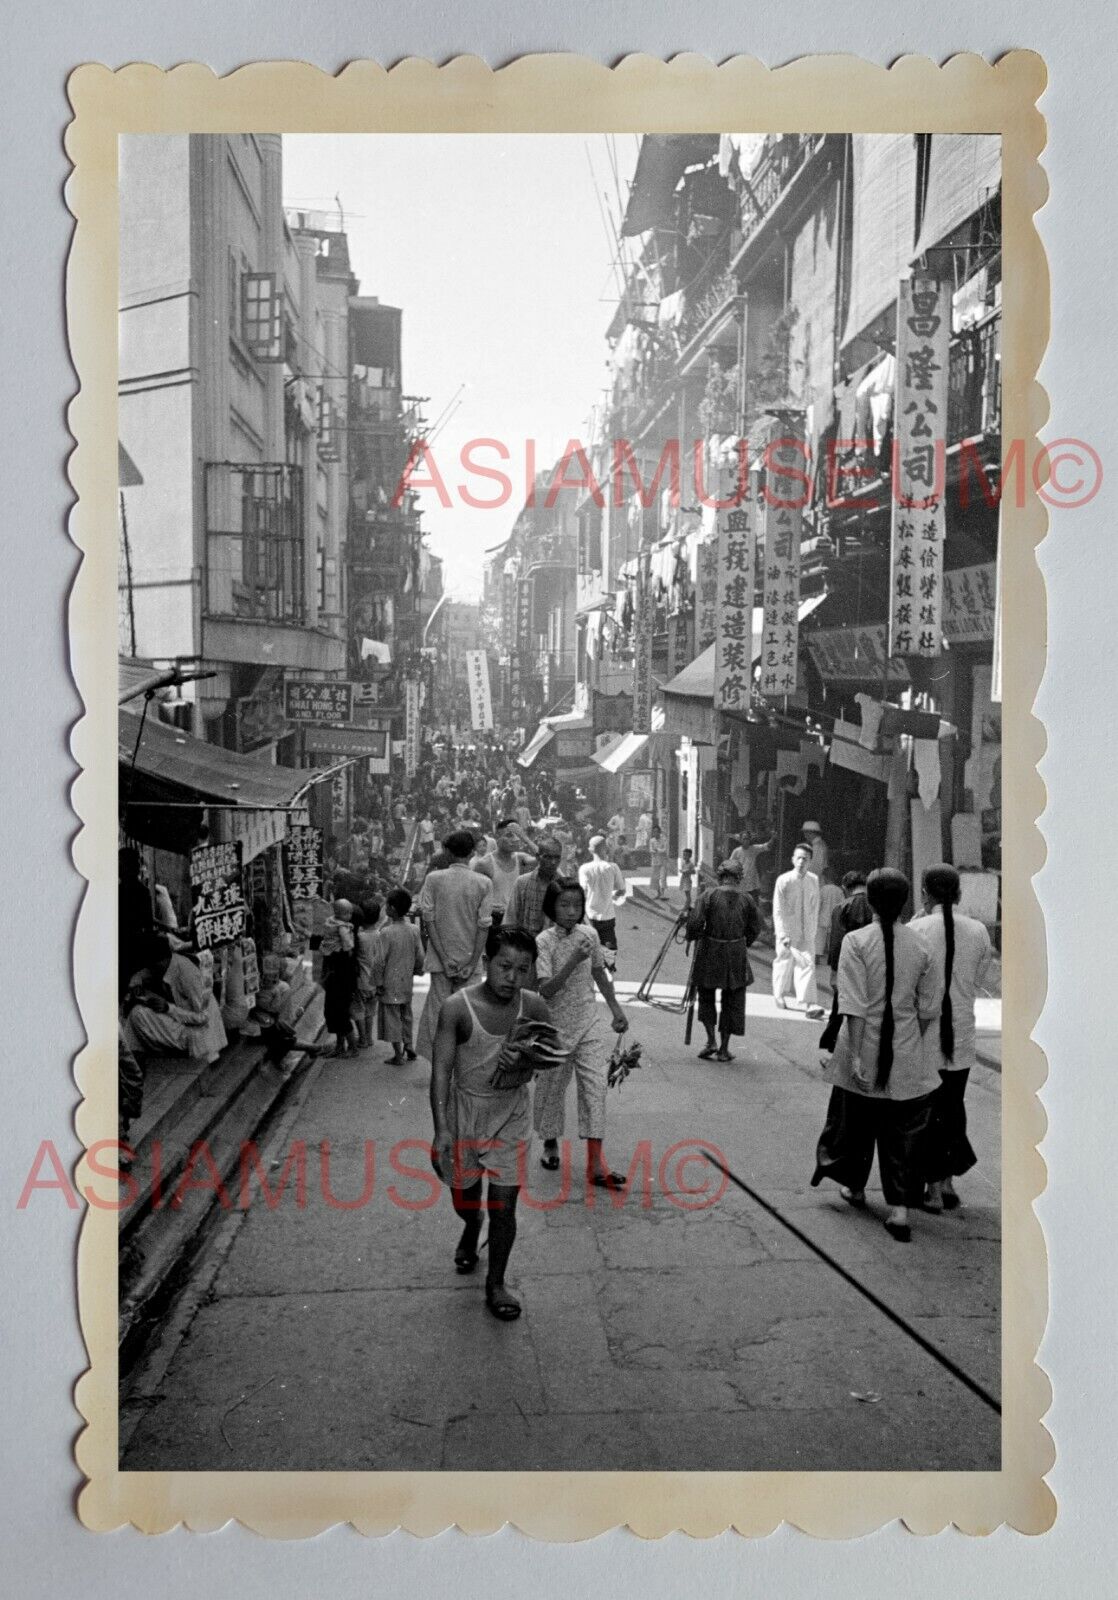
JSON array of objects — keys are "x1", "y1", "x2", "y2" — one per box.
[
  {"x1": 115, "y1": 129, "x2": 1006, "y2": 1480},
  {"x1": 121, "y1": 885, "x2": 1001, "y2": 1473}
]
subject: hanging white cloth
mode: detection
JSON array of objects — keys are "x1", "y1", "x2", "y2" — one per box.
[{"x1": 855, "y1": 692, "x2": 886, "y2": 751}]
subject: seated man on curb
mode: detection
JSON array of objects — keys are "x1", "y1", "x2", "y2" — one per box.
[{"x1": 121, "y1": 933, "x2": 228, "y2": 1065}]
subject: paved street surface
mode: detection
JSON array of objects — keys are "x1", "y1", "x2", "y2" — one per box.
[{"x1": 121, "y1": 889, "x2": 1001, "y2": 1473}]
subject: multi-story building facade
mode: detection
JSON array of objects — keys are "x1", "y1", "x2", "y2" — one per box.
[
  {"x1": 572, "y1": 131, "x2": 1001, "y2": 916},
  {"x1": 118, "y1": 136, "x2": 351, "y2": 761}
]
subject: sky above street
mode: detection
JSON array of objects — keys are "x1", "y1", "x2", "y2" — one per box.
[{"x1": 284, "y1": 135, "x2": 640, "y2": 600}]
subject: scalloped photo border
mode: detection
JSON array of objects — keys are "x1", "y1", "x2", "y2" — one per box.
[{"x1": 66, "y1": 51, "x2": 1052, "y2": 1537}]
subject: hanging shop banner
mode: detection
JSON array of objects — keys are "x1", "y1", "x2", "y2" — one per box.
[
  {"x1": 889, "y1": 274, "x2": 952, "y2": 657},
  {"x1": 190, "y1": 839, "x2": 246, "y2": 950},
  {"x1": 714, "y1": 463, "x2": 756, "y2": 711},
  {"x1": 758, "y1": 438, "x2": 803, "y2": 697},
  {"x1": 283, "y1": 824, "x2": 324, "y2": 901},
  {"x1": 805, "y1": 624, "x2": 911, "y2": 685},
  {"x1": 695, "y1": 539, "x2": 719, "y2": 653},
  {"x1": 404, "y1": 677, "x2": 420, "y2": 777},
  {"x1": 942, "y1": 562, "x2": 997, "y2": 643},
  {"x1": 284, "y1": 678, "x2": 354, "y2": 725},
  {"x1": 466, "y1": 649, "x2": 494, "y2": 731},
  {"x1": 632, "y1": 558, "x2": 654, "y2": 735}
]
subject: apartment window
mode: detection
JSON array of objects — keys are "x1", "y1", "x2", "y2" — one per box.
[
  {"x1": 242, "y1": 272, "x2": 283, "y2": 361},
  {"x1": 228, "y1": 252, "x2": 238, "y2": 333}
]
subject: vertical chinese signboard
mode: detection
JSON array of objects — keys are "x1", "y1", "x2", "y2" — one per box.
[
  {"x1": 631, "y1": 556, "x2": 653, "y2": 734},
  {"x1": 758, "y1": 435, "x2": 804, "y2": 698},
  {"x1": 889, "y1": 274, "x2": 951, "y2": 658},
  {"x1": 696, "y1": 540, "x2": 719, "y2": 653},
  {"x1": 466, "y1": 649, "x2": 494, "y2": 731},
  {"x1": 501, "y1": 567, "x2": 515, "y2": 713},
  {"x1": 283, "y1": 824, "x2": 323, "y2": 901},
  {"x1": 190, "y1": 839, "x2": 246, "y2": 950},
  {"x1": 667, "y1": 608, "x2": 692, "y2": 681},
  {"x1": 714, "y1": 464, "x2": 755, "y2": 712},
  {"x1": 404, "y1": 676, "x2": 420, "y2": 776}
]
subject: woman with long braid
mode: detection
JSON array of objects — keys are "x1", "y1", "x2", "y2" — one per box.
[
  {"x1": 910, "y1": 865, "x2": 993, "y2": 1211},
  {"x1": 812, "y1": 868, "x2": 943, "y2": 1241}
]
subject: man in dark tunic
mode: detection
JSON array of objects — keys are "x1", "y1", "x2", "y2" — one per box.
[{"x1": 685, "y1": 859, "x2": 761, "y2": 1062}]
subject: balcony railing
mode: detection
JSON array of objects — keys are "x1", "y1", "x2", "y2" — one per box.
[
  {"x1": 947, "y1": 313, "x2": 1000, "y2": 445},
  {"x1": 204, "y1": 462, "x2": 306, "y2": 625}
]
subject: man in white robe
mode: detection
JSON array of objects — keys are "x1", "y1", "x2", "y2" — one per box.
[{"x1": 772, "y1": 844, "x2": 825, "y2": 1017}]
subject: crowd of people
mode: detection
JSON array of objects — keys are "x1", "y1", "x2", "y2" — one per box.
[{"x1": 118, "y1": 731, "x2": 994, "y2": 1315}]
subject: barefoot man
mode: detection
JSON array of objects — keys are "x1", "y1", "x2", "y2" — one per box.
[{"x1": 429, "y1": 924, "x2": 555, "y2": 1322}]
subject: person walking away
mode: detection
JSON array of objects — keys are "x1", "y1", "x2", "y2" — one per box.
[
  {"x1": 505, "y1": 836, "x2": 564, "y2": 939},
  {"x1": 429, "y1": 925, "x2": 552, "y2": 1321},
  {"x1": 416, "y1": 829, "x2": 494, "y2": 1061},
  {"x1": 648, "y1": 824, "x2": 670, "y2": 900},
  {"x1": 816, "y1": 869, "x2": 845, "y2": 964},
  {"x1": 321, "y1": 898, "x2": 359, "y2": 1056},
  {"x1": 677, "y1": 847, "x2": 696, "y2": 912},
  {"x1": 909, "y1": 864, "x2": 993, "y2": 1211},
  {"x1": 372, "y1": 888, "x2": 425, "y2": 1063},
  {"x1": 811, "y1": 868, "x2": 943, "y2": 1241},
  {"x1": 473, "y1": 820, "x2": 537, "y2": 926},
  {"x1": 533, "y1": 879, "x2": 630, "y2": 1189},
  {"x1": 352, "y1": 899, "x2": 383, "y2": 1049},
  {"x1": 578, "y1": 834, "x2": 628, "y2": 972},
  {"x1": 685, "y1": 859, "x2": 761, "y2": 1062},
  {"x1": 772, "y1": 843, "x2": 825, "y2": 1018},
  {"x1": 819, "y1": 871, "x2": 873, "y2": 1051}
]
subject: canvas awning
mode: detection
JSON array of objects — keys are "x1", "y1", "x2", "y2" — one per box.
[
  {"x1": 914, "y1": 134, "x2": 1001, "y2": 258},
  {"x1": 119, "y1": 707, "x2": 339, "y2": 857},
  {"x1": 622, "y1": 135, "x2": 720, "y2": 236},
  {"x1": 661, "y1": 597, "x2": 827, "y2": 701},
  {"x1": 841, "y1": 133, "x2": 920, "y2": 347},
  {"x1": 517, "y1": 724, "x2": 556, "y2": 769}
]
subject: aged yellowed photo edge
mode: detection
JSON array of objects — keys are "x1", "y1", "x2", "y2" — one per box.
[{"x1": 66, "y1": 50, "x2": 1054, "y2": 1537}]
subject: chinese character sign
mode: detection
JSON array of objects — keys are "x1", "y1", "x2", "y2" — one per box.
[
  {"x1": 758, "y1": 439, "x2": 804, "y2": 698},
  {"x1": 466, "y1": 649, "x2": 494, "y2": 731},
  {"x1": 404, "y1": 677, "x2": 420, "y2": 777},
  {"x1": 190, "y1": 839, "x2": 246, "y2": 950},
  {"x1": 283, "y1": 824, "x2": 324, "y2": 901},
  {"x1": 889, "y1": 274, "x2": 951, "y2": 658},
  {"x1": 632, "y1": 561, "x2": 653, "y2": 735},
  {"x1": 942, "y1": 562, "x2": 997, "y2": 642},
  {"x1": 714, "y1": 465, "x2": 756, "y2": 711},
  {"x1": 284, "y1": 679, "x2": 354, "y2": 725},
  {"x1": 696, "y1": 540, "x2": 719, "y2": 652}
]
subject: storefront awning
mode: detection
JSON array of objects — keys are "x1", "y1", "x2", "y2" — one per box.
[
  {"x1": 517, "y1": 724, "x2": 556, "y2": 769},
  {"x1": 662, "y1": 597, "x2": 826, "y2": 701},
  {"x1": 120, "y1": 708, "x2": 339, "y2": 857},
  {"x1": 592, "y1": 707, "x2": 667, "y2": 774}
]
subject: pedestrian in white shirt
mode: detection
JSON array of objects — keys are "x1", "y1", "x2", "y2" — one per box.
[
  {"x1": 578, "y1": 834, "x2": 628, "y2": 971},
  {"x1": 909, "y1": 863, "x2": 993, "y2": 1212},
  {"x1": 801, "y1": 821, "x2": 829, "y2": 881},
  {"x1": 647, "y1": 824, "x2": 670, "y2": 899},
  {"x1": 772, "y1": 843, "x2": 825, "y2": 1017}
]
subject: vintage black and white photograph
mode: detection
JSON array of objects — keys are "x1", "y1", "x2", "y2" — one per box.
[{"x1": 111, "y1": 122, "x2": 1005, "y2": 1476}]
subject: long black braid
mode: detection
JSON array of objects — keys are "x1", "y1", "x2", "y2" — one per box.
[
  {"x1": 924, "y1": 865, "x2": 961, "y2": 1064},
  {"x1": 865, "y1": 868, "x2": 910, "y2": 1090}
]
